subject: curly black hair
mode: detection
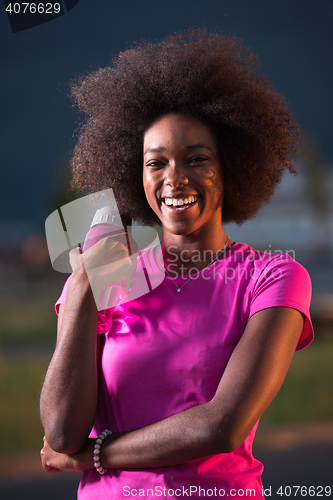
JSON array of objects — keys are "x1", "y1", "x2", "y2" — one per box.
[{"x1": 69, "y1": 29, "x2": 301, "y2": 226}]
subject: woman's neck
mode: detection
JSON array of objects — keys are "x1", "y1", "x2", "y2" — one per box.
[{"x1": 161, "y1": 228, "x2": 230, "y2": 277}]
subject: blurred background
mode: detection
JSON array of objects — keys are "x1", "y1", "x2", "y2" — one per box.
[{"x1": 0, "y1": 0, "x2": 332, "y2": 497}]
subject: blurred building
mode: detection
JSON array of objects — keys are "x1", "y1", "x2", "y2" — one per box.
[{"x1": 226, "y1": 163, "x2": 333, "y2": 327}]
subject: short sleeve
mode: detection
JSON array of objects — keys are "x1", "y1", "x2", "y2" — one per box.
[
  {"x1": 54, "y1": 275, "x2": 113, "y2": 334},
  {"x1": 249, "y1": 255, "x2": 314, "y2": 351},
  {"x1": 55, "y1": 276, "x2": 71, "y2": 315}
]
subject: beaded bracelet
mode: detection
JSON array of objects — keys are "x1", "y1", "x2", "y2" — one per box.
[{"x1": 93, "y1": 429, "x2": 112, "y2": 474}]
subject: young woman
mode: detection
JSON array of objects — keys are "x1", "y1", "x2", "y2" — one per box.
[{"x1": 40, "y1": 30, "x2": 314, "y2": 499}]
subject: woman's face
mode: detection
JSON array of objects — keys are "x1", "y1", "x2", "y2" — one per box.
[{"x1": 143, "y1": 114, "x2": 224, "y2": 237}]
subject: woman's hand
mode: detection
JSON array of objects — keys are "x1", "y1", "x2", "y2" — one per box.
[
  {"x1": 40, "y1": 436, "x2": 94, "y2": 473},
  {"x1": 69, "y1": 233, "x2": 138, "y2": 306}
]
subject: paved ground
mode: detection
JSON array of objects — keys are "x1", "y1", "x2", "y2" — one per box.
[
  {"x1": 0, "y1": 443, "x2": 332, "y2": 499},
  {"x1": 258, "y1": 443, "x2": 333, "y2": 498}
]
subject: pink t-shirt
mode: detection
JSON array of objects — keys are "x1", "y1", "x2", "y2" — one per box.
[{"x1": 55, "y1": 242, "x2": 314, "y2": 499}]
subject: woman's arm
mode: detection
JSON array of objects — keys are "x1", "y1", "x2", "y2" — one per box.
[
  {"x1": 40, "y1": 234, "x2": 136, "y2": 454},
  {"x1": 39, "y1": 275, "x2": 100, "y2": 454},
  {"x1": 41, "y1": 305, "x2": 304, "y2": 471}
]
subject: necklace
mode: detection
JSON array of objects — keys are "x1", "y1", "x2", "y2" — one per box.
[{"x1": 164, "y1": 235, "x2": 231, "y2": 293}]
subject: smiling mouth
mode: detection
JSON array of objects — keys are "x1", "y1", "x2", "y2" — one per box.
[{"x1": 162, "y1": 195, "x2": 199, "y2": 211}]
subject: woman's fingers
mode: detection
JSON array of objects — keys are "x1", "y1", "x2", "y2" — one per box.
[
  {"x1": 69, "y1": 247, "x2": 85, "y2": 274},
  {"x1": 69, "y1": 230, "x2": 138, "y2": 274},
  {"x1": 40, "y1": 443, "x2": 63, "y2": 473},
  {"x1": 40, "y1": 437, "x2": 90, "y2": 473},
  {"x1": 83, "y1": 237, "x2": 136, "y2": 288},
  {"x1": 68, "y1": 234, "x2": 139, "y2": 307}
]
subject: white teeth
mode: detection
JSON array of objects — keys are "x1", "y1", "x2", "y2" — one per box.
[{"x1": 164, "y1": 196, "x2": 198, "y2": 206}]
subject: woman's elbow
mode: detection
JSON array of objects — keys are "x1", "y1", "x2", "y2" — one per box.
[
  {"x1": 207, "y1": 420, "x2": 246, "y2": 454},
  {"x1": 208, "y1": 432, "x2": 241, "y2": 454},
  {"x1": 41, "y1": 415, "x2": 87, "y2": 454},
  {"x1": 44, "y1": 429, "x2": 86, "y2": 455}
]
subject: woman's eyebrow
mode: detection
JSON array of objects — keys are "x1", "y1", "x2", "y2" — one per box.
[
  {"x1": 144, "y1": 144, "x2": 212, "y2": 155},
  {"x1": 143, "y1": 147, "x2": 166, "y2": 155},
  {"x1": 182, "y1": 144, "x2": 212, "y2": 152}
]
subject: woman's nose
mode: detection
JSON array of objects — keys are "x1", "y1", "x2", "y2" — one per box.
[{"x1": 164, "y1": 162, "x2": 189, "y2": 187}]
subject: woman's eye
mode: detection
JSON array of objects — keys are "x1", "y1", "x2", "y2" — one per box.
[
  {"x1": 189, "y1": 156, "x2": 207, "y2": 164},
  {"x1": 146, "y1": 161, "x2": 164, "y2": 168}
]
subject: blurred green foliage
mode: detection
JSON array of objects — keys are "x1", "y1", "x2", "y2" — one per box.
[
  {"x1": 260, "y1": 335, "x2": 333, "y2": 425},
  {"x1": 0, "y1": 300, "x2": 57, "y2": 452},
  {"x1": 0, "y1": 301, "x2": 57, "y2": 348},
  {"x1": 0, "y1": 357, "x2": 49, "y2": 451}
]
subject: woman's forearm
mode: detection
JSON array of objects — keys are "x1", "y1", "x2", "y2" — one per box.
[
  {"x1": 65, "y1": 400, "x2": 229, "y2": 473},
  {"x1": 41, "y1": 401, "x2": 225, "y2": 473},
  {"x1": 99, "y1": 401, "x2": 225, "y2": 469},
  {"x1": 40, "y1": 273, "x2": 99, "y2": 454}
]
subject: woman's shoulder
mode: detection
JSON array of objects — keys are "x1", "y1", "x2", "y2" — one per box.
[
  {"x1": 234, "y1": 243, "x2": 314, "y2": 351},
  {"x1": 222, "y1": 242, "x2": 312, "y2": 297},
  {"x1": 228, "y1": 241, "x2": 308, "y2": 273}
]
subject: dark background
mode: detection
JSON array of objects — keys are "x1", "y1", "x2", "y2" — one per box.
[{"x1": 1, "y1": 0, "x2": 333, "y2": 235}]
